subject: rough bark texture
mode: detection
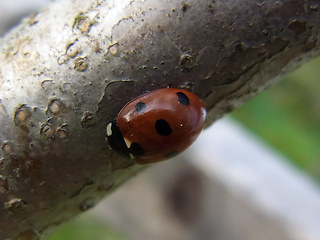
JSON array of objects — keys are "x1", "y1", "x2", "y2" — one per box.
[{"x1": 0, "y1": 0, "x2": 319, "y2": 239}]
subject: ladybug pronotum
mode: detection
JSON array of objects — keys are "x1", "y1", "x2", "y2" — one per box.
[{"x1": 106, "y1": 88, "x2": 206, "y2": 164}]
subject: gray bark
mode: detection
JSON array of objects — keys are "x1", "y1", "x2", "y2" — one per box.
[{"x1": 0, "y1": 0, "x2": 319, "y2": 239}]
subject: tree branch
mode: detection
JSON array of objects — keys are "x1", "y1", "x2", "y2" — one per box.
[{"x1": 0, "y1": 0, "x2": 319, "y2": 238}]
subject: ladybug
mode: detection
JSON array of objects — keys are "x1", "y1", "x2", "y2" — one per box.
[{"x1": 106, "y1": 88, "x2": 206, "y2": 164}]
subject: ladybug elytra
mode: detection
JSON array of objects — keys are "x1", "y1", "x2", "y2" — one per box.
[{"x1": 106, "y1": 88, "x2": 206, "y2": 164}]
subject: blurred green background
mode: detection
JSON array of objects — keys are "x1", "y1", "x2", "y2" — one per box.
[
  {"x1": 232, "y1": 55, "x2": 320, "y2": 182},
  {"x1": 47, "y1": 213, "x2": 127, "y2": 240}
]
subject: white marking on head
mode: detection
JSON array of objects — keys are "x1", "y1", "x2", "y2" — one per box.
[
  {"x1": 106, "y1": 123, "x2": 113, "y2": 136},
  {"x1": 124, "y1": 137, "x2": 132, "y2": 148}
]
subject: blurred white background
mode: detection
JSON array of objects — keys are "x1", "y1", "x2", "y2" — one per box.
[{"x1": 0, "y1": 0, "x2": 50, "y2": 35}]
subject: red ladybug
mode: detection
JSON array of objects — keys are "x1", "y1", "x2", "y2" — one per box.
[{"x1": 106, "y1": 88, "x2": 206, "y2": 164}]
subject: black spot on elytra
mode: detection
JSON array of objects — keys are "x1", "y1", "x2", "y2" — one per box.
[
  {"x1": 177, "y1": 92, "x2": 190, "y2": 106},
  {"x1": 130, "y1": 143, "x2": 145, "y2": 156},
  {"x1": 135, "y1": 102, "x2": 146, "y2": 114},
  {"x1": 155, "y1": 119, "x2": 172, "y2": 136}
]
